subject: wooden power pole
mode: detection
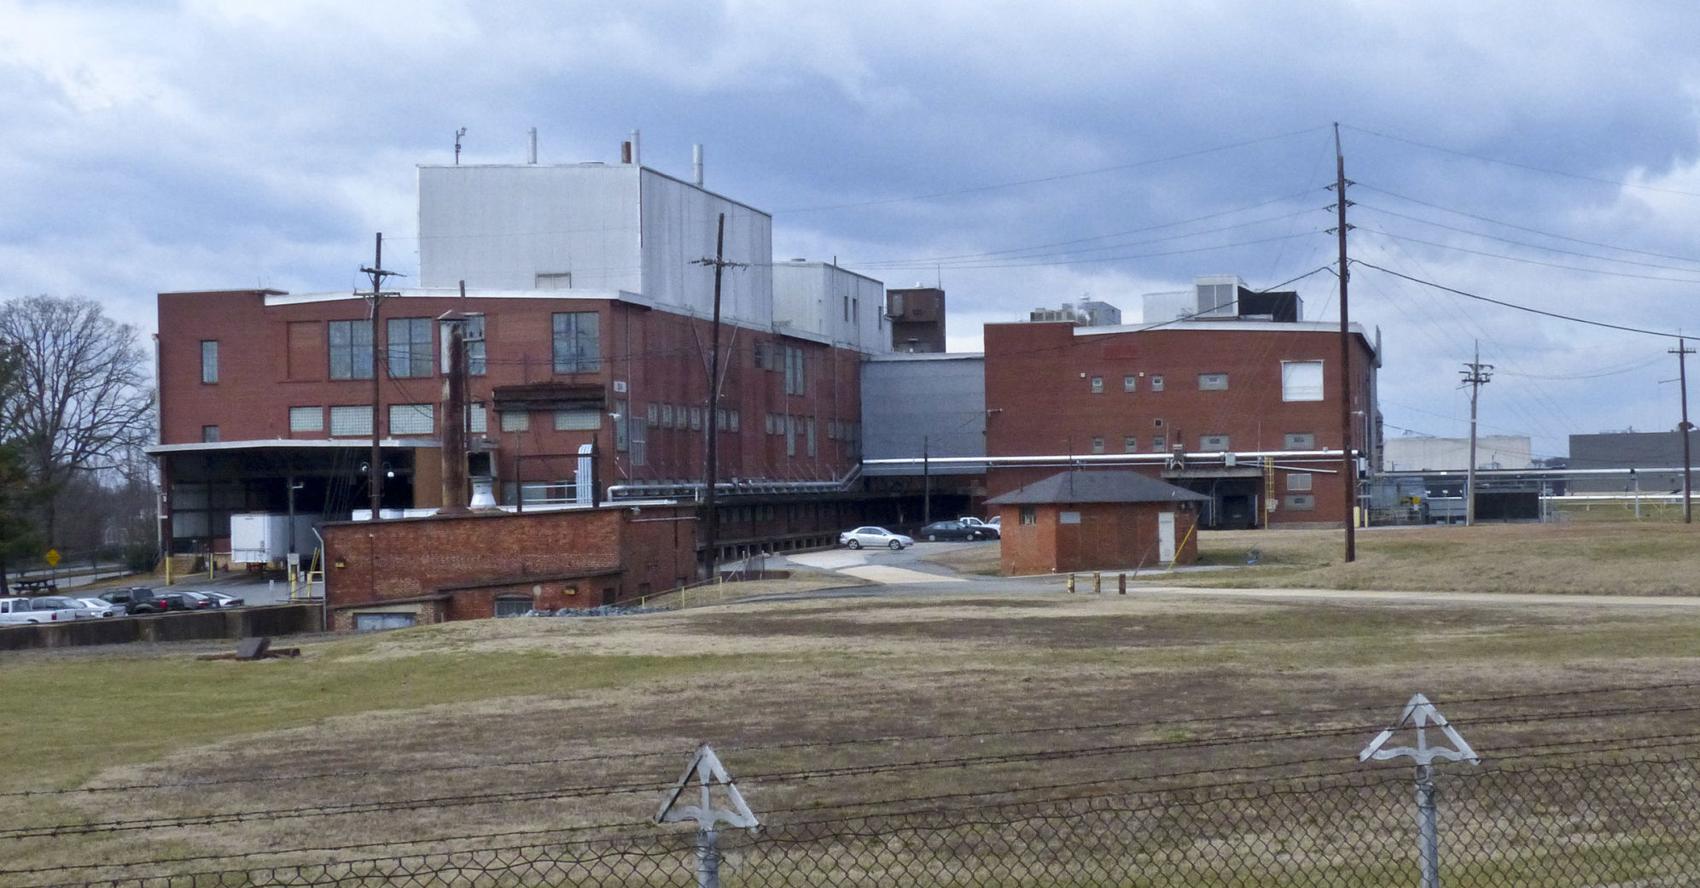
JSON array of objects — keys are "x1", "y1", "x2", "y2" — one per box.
[
  {"x1": 1331, "y1": 123, "x2": 1356, "y2": 562},
  {"x1": 1673, "y1": 337, "x2": 1695, "y2": 524},
  {"x1": 360, "y1": 233, "x2": 400, "y2": 520},
  {"x1": 1460, "y1": 341, "x2": 1494, "y2": 527},
  {"x1": 693, "y1": 214, "x2": 744, "y2": 579}
]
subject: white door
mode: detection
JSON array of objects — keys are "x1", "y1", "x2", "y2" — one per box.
[{"x1": 1158, "y1": 511, "x2": 1177, "y2": 563}]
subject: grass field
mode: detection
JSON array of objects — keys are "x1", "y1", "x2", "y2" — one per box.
[
  {"x1": 924, "y1": 521, "x2": 1700, "y2": 595},
  {"x1": 5, "y1": 585, "x2": 1700, "y2": 876}
]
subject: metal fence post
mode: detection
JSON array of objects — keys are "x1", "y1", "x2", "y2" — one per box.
[
  {"x1": 696, "y1": 827, "x2": 721, "y2": 888},
  {"x1": 1360, "y1": 693, "x2": 1479, "y2": 888},
  {"x1": 1415, "y1": 763, "x2": 1439, "y2": 888},
  {"x1": 1066, "y1": 573, "x2": 1075, "y2": 594},
  {"x1": 1093, "y1": 572, "x2": 1101, "y2": 594}
]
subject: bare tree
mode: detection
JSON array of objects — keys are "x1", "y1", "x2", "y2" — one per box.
[{"x1": 0, "y1": 295, "x2": 154, "y2": 544}]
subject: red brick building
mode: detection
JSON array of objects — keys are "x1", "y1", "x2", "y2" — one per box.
[
  {"x1": 320, "y1": 503, "x2": 696, "y2": 630},
  {"x1": 983, "y1": 317, "x2": 1380, "y2": 528},
  {"x1": 987, "y1": 471, "x2": 1206, "y2": 575}
]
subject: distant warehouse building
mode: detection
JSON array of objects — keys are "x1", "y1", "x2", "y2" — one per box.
[{"x1": 1568, "y1": 430, "x2": 1700, "y2": 493}]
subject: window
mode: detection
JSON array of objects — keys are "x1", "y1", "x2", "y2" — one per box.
[
  {"x1": 494, "y1": 597, "x2": 533, "y2": 618},
  {"x1": 806, "y1": 417, "x2": 816, "y2": 457},
  {"x1": 783, "y1": 346, "x2": 807, "y2": 395},
  {"x1": 843, "y1": 294, "x2": 850, "y2": 322},
  {"x1": 1020, "y1": 506, "x2": 1037, "y2": 526},
  {"x1": 1152, "y1": 435, "x2": 1166, "y2": 451},
  {"x1": 354, "y1": 612, "x2": 416, "y2": 632},
  {"x1": 389, "y1": 403, "x2": 434, "y2": 435},
  {"x1": 328, "y1": 320, "x2": 373, "y2": 380},
  {"x1": 1123, "y1": 375, "x2": 1136, "y2": 392},
  {"x1": 501, "y1": 410, "x2": 530, "y2": 432},
  {"x1": 1281, "y1": 360, "x2": 1325, "y2": 401},
  {"x1": 440, "y1": 315, "x2": 486, "y2": 376},
  {"x1": 785, "y1": 415, "x2": 796, "y2": 456},
  {"x1": 689, "y1": 407, "x2": 702, "y2": 431},
  {"x1": 1150, "y1": 375, "x2": 1165, "y2": 392},
  {"x1": 330, "y1": 405, "x2": 373, "y2": 436},
  {"x1": 646, "y1": 403, "x2": 659, "y2": 427},
  {"x1": 200, "y1": 341, "x2": 219, "y2": 384},
  {"x1": 1198, "y1": 373, "x2": 1228, "y2": 391},
  {"x1": 201, "y1": 425, "x2": 220, "y2": 442},
  {"x1": 614, "y1": 400, "x2": 629, "y2": 451},
  {"x1": 1123, "y1": 436, "x2": 1138, "y2": 453},
  {"x1": 1284, "y1": 432, "x2": 1316, "y2": 450},
  {"x1": 1090, "y1": 376, "x2": 1104, "y2": 393},
  {"x1": 764, "y1": 413, "x2": 775, "y2": 435},
  {"x1": 1285, "y1": 494, "x2": 1316, "y2": 511},
  {"x1": 1200, "y1": 434, "x2": 1230, "y2": 451},
  {"x1": 629, "y1": 415, "x2": 646, "y2": 466},
  {"x1": 662, "y1": 404, "x2": 675, "y2": 428},
  {"x1": 554, "y1": 409, "x2": 601, "y2": 431},
  {"x1": 289, "y1": 406, "x2": 323, "y2": 433},
  {"x1": 535, "y1": 272, "x2": 572, "y2": 289},
  {"x1": 386, "y1": 318, "x2": 433, "y2": 378},
  {"x1": 468, "y1": 403, "x2": 487, "y2": 434},
  {"x1": 1288, "y1": 473, "x2": 1313, "y2": 492},
  {"x1": 1091, "y1": 437, "x2": 1105, "y2": 454},
  {"x1": 552, "y1": 312, "x2": 601, "y2": 373},
  {"x1": 730, "y1": 410, "x2": 740, "y2": 432}
]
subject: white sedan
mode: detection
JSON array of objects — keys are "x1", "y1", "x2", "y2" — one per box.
[
  {"x1": 75, "y1": 597, "x2": 123, "y2": 618},
  {"x1": 839, "y1": 526, "x2": 915, "y2": 550}
]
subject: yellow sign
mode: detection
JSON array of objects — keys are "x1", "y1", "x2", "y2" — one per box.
[{"x1": 44, "y1": 549, "x2": 60, "y2": 568}]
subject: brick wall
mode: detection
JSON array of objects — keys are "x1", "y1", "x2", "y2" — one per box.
[{"x1": 994, "y1": 502, "x2": 1200, "y2": 575}]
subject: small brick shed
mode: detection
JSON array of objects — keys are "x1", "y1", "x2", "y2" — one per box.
[{"x1": 987, "y1": 470, "x2": 1208, "y2": 576}]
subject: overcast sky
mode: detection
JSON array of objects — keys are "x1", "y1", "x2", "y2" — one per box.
[{"x1": 5, "y1": 0, "x2": 1700, "y2": 461}]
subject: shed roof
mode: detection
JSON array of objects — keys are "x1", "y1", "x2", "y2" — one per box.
[{"x1": 986, "y1": 470, "x2": 1210, "y2": 506}]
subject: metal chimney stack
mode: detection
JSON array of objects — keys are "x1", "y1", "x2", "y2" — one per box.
[
  {"x1": 692, "y1": 144, "x2": 704, "y2": 186},
  {"x1": 629, "y1": 129, "x2": 641, "y2": 165},
  {"x1": 528, "y1": 128, "x2": 537, "y2": 164}
]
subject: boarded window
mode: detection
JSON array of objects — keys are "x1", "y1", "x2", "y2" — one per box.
[
  {"x1": 289, "y1": 406, "x2": 323, "y2": 433},
  {"x1": 1150, "y1": 375, "x2": 1165, "y2": 392},
  {"x1": 1285, "y1": 494, "x2": 1316, "y2": 511},
  {"x1": 554, "y1": 409, "x2": 602, "y2": 431},
  {"x1": 646, "y1": 403, "x2": 659, "y2": 427},
  {"x1": 287, "y1": 321, "x2": 323, "y2": 381},
  {"x1": 1200, "y1": 434, "x2": 1231, "y2": 450},
  {"x1": 535, "y1": 272, "x2": 573, "y2": 289},
  {"x1": 1123, "y1": 436, "x2": 1138, "y2": 453},
  {"x1": 1198, "y1": 373, "x2": 1228, "y2": 391},
  {"x1": 1282, "y1": 360, "x2": 1325, "y2": 401},
  {"x1": 1091, "y1": 437, "x2": 1105, "y2": 454},
  {"x1": 1284, "y1": 432, "x2": 1316, "y2": 450},
  {"x1": 330, "y1": 405, "x2": 372, "y2": 437},
  {"x1": 500, "y1": 411, "x2": 529, "y2": 432},
  {"x1": 1153, "y1": 435, "x2": 1166, "y2": 451},
  {"x1": 1059, "y1": 511, "x2": 1082, "y2": 525},
  {"x1": 201, "y1": 425, "x2": 220, "y2": 442},
  {"x1": 1090, "y1": 376, "x2": 1104, "y2": 393},
  {"x1": 1123, "y1": 375, "x2": 1136, "y2": 392},
  {"x1": 1288, "y1": 473, "x2": 1313, "y2": 492},
  {"x1": 629, "y1": 415, "x2": 646, "y2": 466},
  {"x1": 389, "y1": 403, "x2": 434, "y2": 435}
]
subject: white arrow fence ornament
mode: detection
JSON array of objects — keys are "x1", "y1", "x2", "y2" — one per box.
[
  {"x1": 1360, "y1": 693, "x2": 1479, "y2": 888},
  {"x1": 655, "y1": 744, "x2": 759, "y2": 888}
]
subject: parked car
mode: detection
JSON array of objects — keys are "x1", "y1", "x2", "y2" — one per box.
[
  {"x1": 919, "y1": 521, "x2": 978, "y2": 542},
  {"x1": 987, "y1": 515, "x2": 1001, "y2": 528},
  {"x1": 100, "y1": 587, "x2": 177, "y2": 615},
  {"x1": 75, "y1": 597, "x2": 123, "y2": 618},
  {"x1": 839, "y1": 526, "x2": 915, "y2": 550},
  {"x1": 30, "y1": 597, "x2": 93, "y2": 620},
  {"x1": 153, "y1": 592, "x2": 196, "y2": 612},
  {"x1": 956, "y1": 516, "x2": 1000, "y2": 539},
  {"x1": 176, "y1": 591, "x2": 218, "y2": 610},
  {"x1": 201, "y1": 591, "x2": 245, "y2": 609},
  {"x1": 0, "y1": 597, "x2": 72, "y2": 624}
]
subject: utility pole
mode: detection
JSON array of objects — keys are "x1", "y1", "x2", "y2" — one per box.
[
  {"x1": 1330, "y1": 123, "x2": 1356, "y2": 561},
  {"x1": 361, "y1": 233, "x2": 401, "y2": 520},
  {"x1": 1460, "y1": 341, "x2": 1494, "y2": 527},
  {"x1": 439, "y1": 304, "x2": 469, "y2": 514},
  {"x1": 1672, "y1": 337, "x2": 1695, "y2": 523},
  {"x1": 922, "y1": 436, "x2": 931, "y2": 525},
  {"x1": 692, "y1": 214, "x2": 745, "y2": 579}
]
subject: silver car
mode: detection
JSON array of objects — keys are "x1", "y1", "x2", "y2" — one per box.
[
  {"x1": 838, "y1": 526, "x2": 915, "y2": 551},
  {"x1": 75, "y1": 597, "x2": 123, "y2": 618}
]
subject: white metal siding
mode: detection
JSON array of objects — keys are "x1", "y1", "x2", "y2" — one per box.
[{"x1": 639, "y1": 170, "x2": 772, "y2": 328}]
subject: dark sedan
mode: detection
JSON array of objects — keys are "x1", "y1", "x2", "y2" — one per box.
[{"x1": 918, "y1": 521, "x2": 979, "y2": 542}]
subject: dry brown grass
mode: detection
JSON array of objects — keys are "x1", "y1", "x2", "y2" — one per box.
[
  {"x1": 917, "y1": 542, "x2": 1002, "y2": 576},
  {"x1": 5, "y1": 587, "x2": 1700, "y2": 874},
  {"x1": 1162, "y1": 521, "x2": 1700, "y2": 595}
]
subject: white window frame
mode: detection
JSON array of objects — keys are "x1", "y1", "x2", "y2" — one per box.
[
  {"x1": 389, "y1": 403, "x2": 435, "y2": 435},
  {"x1": 1198, "y1": 373, "x2": 1229, "y2": 391},
  {"x1": 330, "y1": 405, "x2": 373, "y2": 437},
  {"x1": 1288, "y1": 473, "x2": 1313, "y2": 492},
  {"x1": 554, "y1": 409, "x2": 601, "y2": 431},
  {"x1": 1281, "y1": 360, "x2": 1325, "y2": 402},
  {"x1": 289, "y1": 406, "x2": 323, "y2": 433},
  {"x1": 500, "y1": 410, "x2": 530, "y2": 432}
]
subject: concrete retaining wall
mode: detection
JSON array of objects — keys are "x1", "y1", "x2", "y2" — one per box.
[{"x1": 0, "y1": 605, "x2": 323, "y2": 652}]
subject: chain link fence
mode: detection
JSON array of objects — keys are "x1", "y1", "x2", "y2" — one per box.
[{"x1": 39, "y1": 748, "x2": 1700, "y2": 888}]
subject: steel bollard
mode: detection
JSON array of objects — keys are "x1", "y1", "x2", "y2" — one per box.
[
  {"x1": 1093, "y1": 572, "x2": 1101, "y2": 594},
  {"x1": 1066, "y1": 573, "x2": 1075, "y2": 594},
  {"x1": 1118, "y1": 573, "x2": 1127, "y2": 595}
]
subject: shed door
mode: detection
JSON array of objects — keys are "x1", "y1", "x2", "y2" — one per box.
[{"x1": 1158, "y1": 511, "x2": 1177, "y2": 563}]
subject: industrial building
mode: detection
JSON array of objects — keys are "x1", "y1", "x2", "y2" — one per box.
[
  {"x1": 986, "y1": 470, "x2": 1206, "y2": 575},
  {"x1": 151, "y1": 148, "x2": 891, "y2": 587},
  {"x1": 982, "y1": 277, "x2": 1380, "y2": 529},
  {"x1": 885, "y1": 287, "x2": 947, "y2": 353},
  {"x1": 1567, "y1": 430, "x2": 1700, "y2": 494}
]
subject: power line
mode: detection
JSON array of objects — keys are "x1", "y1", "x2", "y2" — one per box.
[
  {"x1": 1353, "y1": 260, "x2": 1688, "y2": 340},
  {"x1": 771, "y1": 126, "x2": 1330, "y2": 214},
  {"x1": 1364, "y1": 227, "x2": 1700, "y2": 285},
  {"x1": 1355, "y1": 202, "x2": 1700, "y2": 274},
  {"x1": 1342, "y1": 123, "x2": 1700, "y2": 199}
]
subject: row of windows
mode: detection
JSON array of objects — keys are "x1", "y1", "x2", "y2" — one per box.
[
  {"x1": 212, "y1": 313, "x2": 572, "y2": 384},
  {"x1": 1082, "y1": 361, "x2": 1326, "y2": 402},
  {"x1": 1081, "y1": 432, "x2": 1318, "y2": 454}
]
